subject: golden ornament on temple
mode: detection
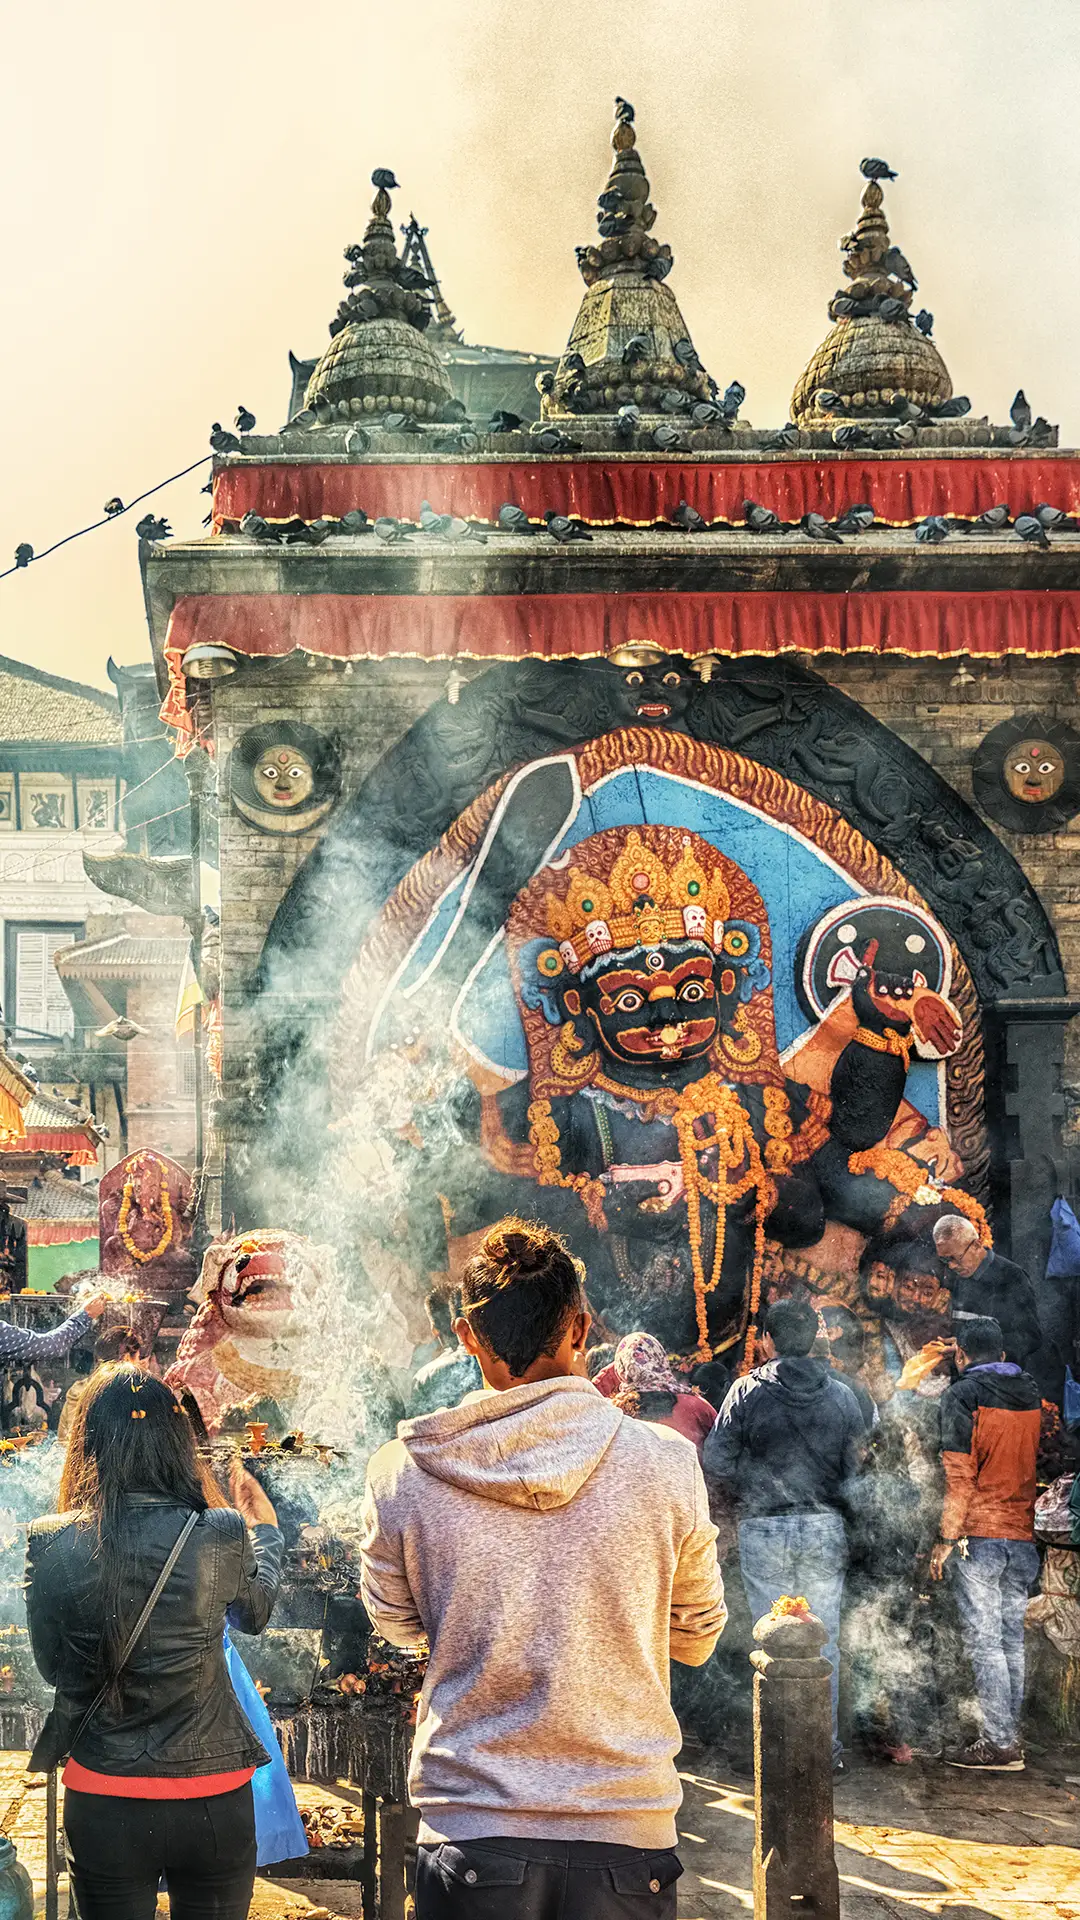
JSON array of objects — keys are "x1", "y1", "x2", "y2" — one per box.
[
  {"x1": 791, "y1": 165, "x2": 953, "y2": 427},
  {"x1": 544, "y1": 100, "x2": 714, "y2": 420},
  {"x1": 303, "y1": 173, "x2": 454, "y2": 425}
]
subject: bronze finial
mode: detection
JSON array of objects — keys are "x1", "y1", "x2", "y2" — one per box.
[
  {"x1": 328, "y1": 171, "x2": 432, "y2": 339},
  {"x1": 829, "y1": 168, "x2": 916, "y2": 325},
  {"x1": 789, "y1": 159, "x2": 953, "y2": 427},
  {"x1": 544, "y1": 100, "x2": 712, "y2": 420},
  {"x1": 577, "y1": 97, "x2": 671, "y2": 290},
  {"x1": 301, "y1": 166, "x2": 455, "y2": 424}
]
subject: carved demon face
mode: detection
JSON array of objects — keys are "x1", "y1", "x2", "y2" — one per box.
[
  {"x1": 549, "y1": 923, "x2": 767, "y2": 1073},
  {"x1": 616, "y1": 664, "x2": 694, "y2": 728},
  {"x1": 253, "y1": 746, "x2": 316, "y2": 810},
  {"x1": 572, "y1": 946, "x2": 722, "y2": 1066},
  {"x1": 1005, "y1": 739, "x2": 1065, "y2": 804}
]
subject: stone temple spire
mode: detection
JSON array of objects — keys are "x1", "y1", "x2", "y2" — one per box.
[
  {"x1": 545, "y1": 99, "x2": 713, "y2": 418},
  {"x1": 791, "y1": 161, "x2": 954, "y2": 428},
  {"x1": 303, "y1": 172, "x2": 454, "y2": 423},
  {"x1": 400, "y1": 215, "x2": 461, "y2": 340}
]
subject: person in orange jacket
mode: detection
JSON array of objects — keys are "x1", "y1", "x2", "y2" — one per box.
[{"x1": 930, "y1": 1315, "x2": 1042, "y2": 1771}]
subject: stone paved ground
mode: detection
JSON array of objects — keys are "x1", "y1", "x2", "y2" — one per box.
[{"x1": 1, "y1": 1749, "x2": 1078, "y2": 1920}]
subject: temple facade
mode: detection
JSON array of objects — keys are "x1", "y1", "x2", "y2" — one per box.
[{"x1": 134, "y1": 108, "x2": 1080, "y2": 1384}]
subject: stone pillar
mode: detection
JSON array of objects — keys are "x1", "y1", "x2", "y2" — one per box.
[
  {"x1": 985, "y1": 996, "x2": 1080, "y2": 1279},
  {"x1": 752, "y1": 1608, "x2": 840, "y2": 1920}
]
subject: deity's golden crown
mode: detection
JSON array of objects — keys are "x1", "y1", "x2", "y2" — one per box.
[{"x1": 539, "y1": 830, "x2": 730, "y2": 976}]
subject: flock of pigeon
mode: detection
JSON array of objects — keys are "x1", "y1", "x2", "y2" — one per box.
[
  {"x1": 214, "y1": 400, "x2": 1074, "y2": 553},
  {"x1": 231, "y1": 496, "x2": 1076, "y2": 550},
  {"x1": 8, "y1": 383, "x2": 1072, "y2": 575},
  {"x1": 208, "y1": 389, "x2": 1054, "y2": 461},
  {"x1": 802, "y1": 389, "x2": 1053, "y2": 450},
  {"x1": 210, "y1": 387, "x2": 750, "y2": 458}
]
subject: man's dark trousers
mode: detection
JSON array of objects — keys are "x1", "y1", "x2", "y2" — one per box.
[{"x1": 415, "y1": 1837, "x2": 683, "y2": 1918}]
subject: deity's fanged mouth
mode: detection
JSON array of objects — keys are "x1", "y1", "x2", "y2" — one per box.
[
  {"x1": 616, "y1": 1017, "x2": 716, "y2": 1057},
  {"x1": 636, "y1": 702, "x2": 671, "y2": 719}
]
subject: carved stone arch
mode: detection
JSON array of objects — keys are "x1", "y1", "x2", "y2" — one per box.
[
  {"x1": 254, "y1": 654, "x2": 1062, "y2": 1024},
  {"x1": 238, "y1": 653, "x2": 1068, "y2": 1300}
]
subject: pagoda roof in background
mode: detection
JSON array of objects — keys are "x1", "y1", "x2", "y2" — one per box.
[
  {"x1": 0, "y1": 656, "x2": 120, "y2": 746},
  {"x1": 13, "y1": 1167, "x2": 99, "y2": 1246},
  {"x1": 54, "y1": 930, "x2": 190, "y2": 979}
]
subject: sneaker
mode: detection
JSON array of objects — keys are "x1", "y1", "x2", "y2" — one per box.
[{"x1": 946, "y1": 1738, "x2": 1025, "y2": 1771}]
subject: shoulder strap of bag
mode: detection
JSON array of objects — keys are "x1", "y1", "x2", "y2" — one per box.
[{"x1": 69, "y1": 1508, "x2": 200, "y2": 1754}]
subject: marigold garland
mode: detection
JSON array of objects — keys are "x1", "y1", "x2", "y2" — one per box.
[
  {"x1": 527, "y1": 1098, "x2": 608, "y2": 1231},
  {"x1": 853, "y1": 1025, "x2": 913, "y2": 1071},
  {"x1": 847, "y1": 1144, "x2": 991, "y2": 1245},
  {"x1": 117, "y1": 1163, "x2": 175, "y2": 1265},
  {"x1": 527, "y1": 1073, "x2": 837, "y2": 1366}
]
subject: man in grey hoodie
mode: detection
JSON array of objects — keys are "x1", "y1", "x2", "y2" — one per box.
[{"x1": 360, "y1": 1217, "x2": 726, "y2": 1919}]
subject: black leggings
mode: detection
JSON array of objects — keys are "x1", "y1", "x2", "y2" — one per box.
[{"x1": 64, "y1": 1783, "x2": 256, "y2": 1920}]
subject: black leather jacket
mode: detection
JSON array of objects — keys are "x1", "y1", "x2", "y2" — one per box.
[{"x1": 26, "y1": 1497, "x2": 283, "y2": 1777}]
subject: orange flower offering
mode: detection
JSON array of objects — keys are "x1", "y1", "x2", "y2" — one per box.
[{"x1": 769, "y1": 1594, "x2": 814, "y2": 1621}]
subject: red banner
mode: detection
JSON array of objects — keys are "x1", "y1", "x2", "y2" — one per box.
[
  {"x1": 161, "y1": 588, "x2": 1080, "y2": 737},
  {"x1": 213, "y1": 454, "x2": 1080, "y2": 532}
]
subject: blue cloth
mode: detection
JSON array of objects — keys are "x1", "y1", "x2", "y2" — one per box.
[
  {"x1": 1047, "y1": 1197, "x2": 1080, "y2": 1279},
  {"x1": 738, "y1": 1509, "x2": 848, "y2": 1759},
  {"x1": 950, "y1": 1538, "x2": 1040, "y2": 1750},
  {"x1": 1066, "y1": 1369, "x2": 1080, "y2": 1432},
  {"x1": 224, "y1": 1632, "x2": 306, "y2": 1867}
]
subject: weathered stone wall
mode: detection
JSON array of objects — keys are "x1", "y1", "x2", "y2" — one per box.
[
  {"x1": 208, "y1": 651, "x2": 1080, "y2": 1124},
  {"x1": 210, "y1": 656, "x2": 446, "y2": 1083}
]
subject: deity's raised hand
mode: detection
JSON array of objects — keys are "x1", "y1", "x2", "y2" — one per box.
[{"x1": 908, "y1": 975, "x2": 962, "y2": 1057}]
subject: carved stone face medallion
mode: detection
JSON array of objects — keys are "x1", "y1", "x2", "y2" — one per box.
[
  {"x1": 253, "y1": 747, "x2": 316, "y2": 810},
  {"x1": 231, "y1": 722, "x2": 341, "y2": 835},
  {"x1": 973, "y1": 714, "x2": 1080, "y2": 835},
  {"x1": 1004, "y1": 739, "x2": 1064, "y2": 804}
]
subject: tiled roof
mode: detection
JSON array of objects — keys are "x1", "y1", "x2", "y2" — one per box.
[
  {"x1": 15, "y1": 1171, "x2": 98, "y2": 1223},
  {"x1": 0, "y1": 655, "x2": 120, "y2": 744},
  {"x1": 0, "y1": 1054, "x2": 35, "y2": 1109},
  {"x1": 24, "y1": 1089, "x2": 102, "y2": 1139},
  {"x1": 54, "y1": 933, "x2": 189, "y2": 977}
]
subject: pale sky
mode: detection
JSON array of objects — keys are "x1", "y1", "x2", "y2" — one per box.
[{"x1": 2, "y1": 0, "x2": 1078, "y2": 688}]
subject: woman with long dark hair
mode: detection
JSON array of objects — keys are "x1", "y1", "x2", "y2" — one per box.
[{"x1": 26, "y1": 1363, "x2": 283, "y2": 1920}]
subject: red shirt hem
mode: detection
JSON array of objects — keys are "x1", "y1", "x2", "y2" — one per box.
[{"x1": 62, "y1": 1761, "x2": 255, "y2": 1800}]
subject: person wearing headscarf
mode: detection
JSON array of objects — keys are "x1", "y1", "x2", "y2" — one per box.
[{"x1": 611, "y1": 1334, "x2": 718, "y2": 1462}]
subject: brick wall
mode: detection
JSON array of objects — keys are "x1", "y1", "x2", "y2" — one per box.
[{"x1": 211, "y1": 657, "x2": 445, "y2": 1076}]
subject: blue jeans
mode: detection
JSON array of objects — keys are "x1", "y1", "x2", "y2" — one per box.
[
  {"x1": 950, "y1": 1537, "x2": 1040, "y2": 1749},
  {"x1": 739, "y1": 1510, "x2": 847, "y2": 1758}
]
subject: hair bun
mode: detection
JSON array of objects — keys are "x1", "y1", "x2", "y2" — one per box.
[{"x1": 483, "y1": 1218, "x2": 557, "y2": 1277}]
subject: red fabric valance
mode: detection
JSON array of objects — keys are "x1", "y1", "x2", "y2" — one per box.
[
  {"x1": 1, "y1": 1131, "x2": 99, "y2": 1155},
  {"x1": 213, "y1": 455, "x2": 1080, "y2": 532},
  {"x1": 25, "y1": 1223, "x2": 98, "y2": 1247},
  {"x1": 161, "y1": 588, "x2": 1080, "y2": 736}
]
